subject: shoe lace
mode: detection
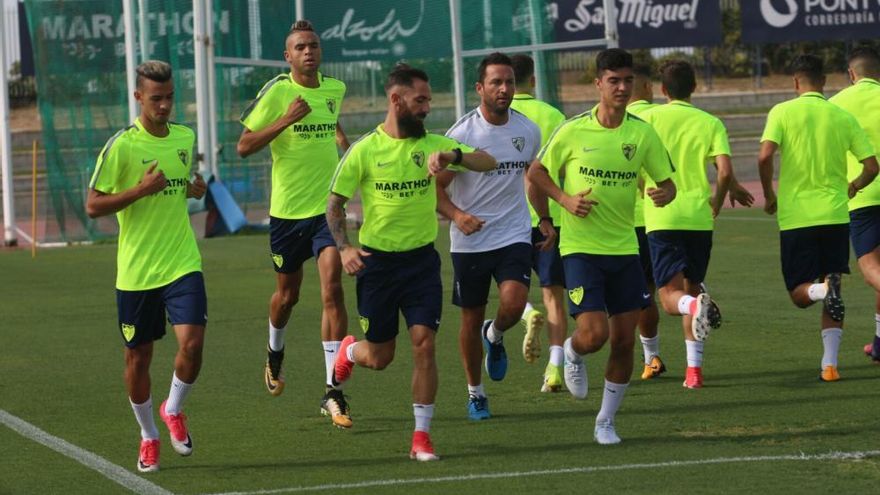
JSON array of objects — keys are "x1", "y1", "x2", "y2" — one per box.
[
  {"x1": 166, "y1": 412, "x2": 188, "y2": 440},
  {"x1": 566, "y1": 362, "x2": 585, "y2": 384},
  {"x1": 324, "y1": 389, "x2": 351, "y2": 416},
  {"x1": 267, "y1": 351, "x2": 283, "y2": 379},
  {"x1": 469, "y1": 395, "x2": 487, "y2": 411},
  {"x1": 140, "y1": 441, "x2": 158, "y2": 465}
]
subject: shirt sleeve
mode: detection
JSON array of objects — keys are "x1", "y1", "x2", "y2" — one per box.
[
  {"x1": 641, "y1": 126, "x2": 675, "y2": 183},
  {"x1": 329, "y1": 142, "x2": 363, "y2": 199},
  {"x1": 708, "y1": 118, "x2": 732, "y2": 158},
  {"x1": 536, "y1": 123, "x2": 569, "y2": 181},
  {"x1": 846, "y1": 114, "x2": 876, "y2": 161},
  {"x1": 240, "y1": 82, "x2": 284, "y2": 132},
  {"x1": 438, "y1": 135, "x2": 475, "y2": 173},
  {"x1": 761, "y1": 105, "x2": 784, "y2": 145},
  {"x1": 89, "y1": 133, "x2": 127, "y2": 194}
]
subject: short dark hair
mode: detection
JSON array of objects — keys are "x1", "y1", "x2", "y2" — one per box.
[
  {"x1": 385, "y1": 63, "x2": 429, "y2": 91},
  {"x1": 789, "y1": 54, "x2": 824, "y2": 85},
  {"x1": 596, "y1": 48, "x2": 633, "y2": 75},
  {"x1": 477, "y1": 52, "x2": 513, "y2": 83},
  {"x1": 632, "y1": 63, "x2": 653, "y2": 79},
  {"x1": 659, "y1": 60, "x2": 696, "y2": 100},
  {"x1": 510, "y1": 54, "x2": 534, "y2": 86},
  {"x1": 848, "y1": 46, "x2": 880, "y2": 75},
  {"x1": 288, "y1": 19, "x2": 314, "y2": 35},
  {"x1": 135, "y1": 60, "x2": 172, "y2": 89}
]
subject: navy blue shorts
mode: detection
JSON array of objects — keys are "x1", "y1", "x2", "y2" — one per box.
[
  {"x1": 635, "y1": 227, "x2": 655, "y2": 286},
  {"x1": 116, "y1": 272, "x2": 207, "y2": 348},
  {"x1": 850, "y1": 206, "x2": 880, "y2": 259},
  {"x1": 531, "y1": 227, "x2": 565, "y2": 287},
  {"x1": 452, "y1": 242, "x2": 532, "y2": 307},
  {"x1": 647, "y1": 230, "x2": 713, "y2": 288},
  {"x1": 562, "y1": 254, "x2": 650, "y2": 317},
  {"x1": 269, "y1": 214, "x2": 336, "y2": 273},
  {"x1": 356, "y1": 244, "x2": 442, "y2": 343},
  {"x1": 780, "y1": 224, "x2": 850, "y2": 291}
]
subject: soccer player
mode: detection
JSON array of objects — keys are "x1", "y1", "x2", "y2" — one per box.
[
  {"x1": 236, "y1": 20, "x2": 352, "y2": 427},
  {"x1": 527, "y1": 49, "x2": 677, "y2": 444},
  {"x1": 86, "y1": 60, "x2": 207, "y2": 472},
  {"x1": 758, "y1": 54, "x2": 879, "y2": 381},
  {"x1": 640, "y1": 60, "x2": 749, "y2": 388},
  {"x1": 326, "y1": 64, "x2": 496, "y2": 460},
  {"x1": 436, "y1": 52, "x2": 550, "y2": 420},
  {"x1": 509, "y1": 53, "x2": 569, "y2": 392},
  {"x1": 829, "y1": 47, "x2": 880, "y2": 362}
]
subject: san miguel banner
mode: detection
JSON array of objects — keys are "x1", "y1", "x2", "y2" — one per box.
[
  {"x1": 308, "y1": 0, "x2": 452, "y2": 61},
  {"x1": 554, "y1": 0, "x2": 722, "y2": 49},
  {"x1": 741, "y1": 0, "x2": 880, "y2": 43}
]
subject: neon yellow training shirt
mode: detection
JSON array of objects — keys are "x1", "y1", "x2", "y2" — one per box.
[
  {"x1": 626, "y1": 100, "x2": 659, "y2": 228},
  {"x1": 761, "y1": 92, "x2": 875, "y2": 231},
  {"x1": 829, "y1": 78, "x2": 880, "y2": 211},
  {"x1": 330, "y1": 124, "x2": 473, "y2": 252},
  {"x1": 641, "y1": 100, "x2": 731, "y2": 232},
  {"x1": 511, "y1": 93, "x2": 566, "y2": 227},
  {"x1": 538, "y1": 106, "x2": 675, "y2": 256},
  {"x1": 90, "y1": 119, "x2": 201, "y2": 291},
  {"x1": 241, "y1": 72, "x2": 346, "y2": 219}
]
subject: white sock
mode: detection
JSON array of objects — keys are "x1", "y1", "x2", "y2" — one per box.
[
  {"x1": 563, "y1": 338, "x2": 583, "y2": 363},
  {"x1": 596, "y1": 380, "x2": 628, "y2": 422},
  {"x1": 640, "y1": 335, "x2": 660, "y2": 364},
  {"x1": 486, "y1": 320, "x2": 503, "y2": 344},
  {"x1": 467, "y1": 384, "x2": 485, "y2": 398},
  {"x1": 807, "y1": 283, "x2": 828, "y2": 302},
  {"x1": 130, "y1": 397, "x2": 159, "y2": 440},
  {"x1": 677, "y1": 295, "x2": 697, "y2": 315},
  {"x1": 821, "y1": 328, "x2": 843, "y2": 368},
  {"x1": 268, "y1": 320, "x2": 286, "y2": 352},
  {"x1": 346, "y1": 341, "x2": 357, "y2": 363},
  {"x1": 549, "y1": 345, "x2": 564, "y2": 367},
  {"x1": 413, "y1": 403, "x2": 434, "y2": 433},
  {"x1": 875, "y1": 314, "x2": 880, "y2": 338},
  {"x1": 164, "y1": 373, "x2": 192, "y2": 415},
  {"x1": 685, "y1": 340, "x2": 704, "y2": 368},
  {"x1": 323, "y1": 341, "x2": 341, "y2": 386},
  {"x1": 521, "y1": 301, "x2": 535, "y2": 320}
]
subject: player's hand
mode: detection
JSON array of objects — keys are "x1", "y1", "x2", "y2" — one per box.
[
  {"x1": 340, "y1": 246, "x2": 371, "y2": 276},
  {"x1": 728, "y1": 182, "x2": 755, "y2": 207},
  {"x1": 646, "y1": 186, "x2": 673, "y2": 207},
  {"x1": 139, "y1": 162, "x2": 167, "y2": 196},
  {"x1": 535, "y1": 218, "x2": 557, "y2": 252},
  {"x1": 763, "y1": 190, "x2": 777, "y2": 215},
  {"x1": 710, "y1": 195, "x2": 723, "y2": 218},
  {"x1": 453, "y1": 210, "x2": 485, "y2": 235},
  {"x1": 848, "y1": 181, "x2": 859, "y2": 199},
  {"x1": 427, "y1": 151, "x2": 453, "y2": 177},
  {"x1": 187, "y1": 172, "x2": 207, "y2": 199},
  {"x1": 283, "y1": 96, "x2": 311, "y2": 125},
  {"x1": 561, "y1": 189, "x2": 598, "y2": 217}
]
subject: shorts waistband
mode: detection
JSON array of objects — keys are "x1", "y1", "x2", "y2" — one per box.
[{"x1": 362, "y1": 243, "x2": 435, "y2": 257}]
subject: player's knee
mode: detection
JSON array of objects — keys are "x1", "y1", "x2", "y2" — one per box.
[
  {"x1": 370, "y1": 352, "x2": 394, "y2": 370},
  {"x1": 276, "y1": 288, "x2": 300, "y2": 309},
  {"x1": 412, "y1": 338, "x2": 436, "y2": 363},
  {"x1": 320, "y1": 279, "x2": 344, "y2": 306},
  {"x1": 125, "y1": 348, "x2": 152, "y2": 371},
  {"x1": 180, "y1": 337, "x2": 204, "y2": 362}
]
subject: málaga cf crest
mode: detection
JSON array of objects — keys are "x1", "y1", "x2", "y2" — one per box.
[
  {"x1": 621, "y1": 143, "x2": 637, "y2": 161},
  {"x1": 326, "y1": 99, "x2": 336, "y2": 114},
  {"x1": 411, "y1": 151, "x2": 425, "y2": 167},
  {"x1": 569, "y1": 286, "x2": 584, "y2": 305},
  {"x1": 511, "y1": 137, "x2": 525, "y2": 152},
  {"x1": 177, "y1": 149, "x2": 189, "y2": 166}
]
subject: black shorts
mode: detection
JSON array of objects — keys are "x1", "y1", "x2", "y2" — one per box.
[
  {"x1": 562, "y1": 254, "x2": 650, "y2": 317},
  {"x1": 849, "y1": 206, "x2": 880, "y2": 259},
  {"x1": 780, "y1": 224, "x2": 850, "y2": 291},
  {"x1": 531, "y1": 227, "x2": 565, "y2": 287},
  {"x1": 647, "y1": 230, "x2": 713, "y2": 288},
  {"x1": 269, "y1": 214, "x2": 336, "y2": 273},
  {"x1": 116, "y1": 272, "x2": 207, "y2": 348},
  {"x1": 356, "y1": 244, "x2": 442, "y2": 343},
  {"x1": 451, "y1": 242, "x2": 532, "y2": 307},
  {"x1": 635, "y1": 226, "x2": 654, "y2": 286}
]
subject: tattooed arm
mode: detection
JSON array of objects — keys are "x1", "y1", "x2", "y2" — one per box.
[{"x1": 327, "y1": 192, "x2": 370, "y2": 275}]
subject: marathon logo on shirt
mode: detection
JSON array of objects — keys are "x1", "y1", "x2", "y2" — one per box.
[
  {"x1": 487, "y1": 160, "x2": 529, "y2": 177},
  {"x1": 374, "y1": 178, "x2": 432, "y2": 199},
  {"x1": 289, "y1": 122, "x2": 338, "y2": 141},
  {"x1": 578, "y1": 166, "x2": 638, "y2": 188},
  {"x1": 150, "y1": 177, "x2": 189, "y2": 197}
]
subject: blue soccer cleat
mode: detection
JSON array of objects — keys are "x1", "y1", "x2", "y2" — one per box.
[
  {"x1": 481, "y1": 320, "x2": 508, "y2": 381},
  {"x1": 467, "y1": 394, "x2": 490, "y2": 421}
]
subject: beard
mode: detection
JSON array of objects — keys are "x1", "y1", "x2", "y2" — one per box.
[
  {"x1": 484, "y1": 98, "x2": 510, "y2": 117},
  {"x1": 398, "y1": 111, "x2": 427, "y2": 138}
]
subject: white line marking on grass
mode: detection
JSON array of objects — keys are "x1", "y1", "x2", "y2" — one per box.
[
  {"x1": 0, "y1": 409, "x2": 173, "y2": 495},
  {"x1": 201, "y1": 450, "x2": 880, "y2": 495}
]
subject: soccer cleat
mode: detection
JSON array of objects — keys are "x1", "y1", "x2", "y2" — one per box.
[
  {"x1": 409, "y1": 431, "x2": 440, "y2": 462},
  {"x1": 563, "y1": 355, "x2": 588, "y2": 399},
  {"x1": 683, "y1": 366, "x2": 703, "y2": 389},
  {"x1": 820, "y1": 365, "x2": 840, "y2": 382},
  {"x1": 137, "y1": 439, "x2": 160, "y2": 473},
  {"x1": 521, "y1": 309, "x2": 543, "y2": 364},
  {"x1": 481, "y1": 320, "x2": 508, "y2": 381},
  {"x1": 823, "y1": 273, "x2": 845, "y2": 322},
  {"x1": 320, "y1": 388, "x2": 353, "y2": 429},
  {"x1": 594, "y1": 418, "x2": 621, "y2": 445},
  {"x1": 467, "y1": 394, "x2": 491, "y2": 420},
  {"x1": 641, "y1": 355, "x2": 667, "y2": 380},
  {"x1": 159, "y1": 400, "x2": 193, "y2": 456},
  {"x1": 865, "y1": 341, "x2": 880, "y2": 363},
  {"x1": 333, "y1": 335, "x2": 357, "y2": 387},
  {"x1": 691, "y1": 293, "x2": 721, "y2": 341},
  {"x1": 541, "y1": 363, "x2": 564, "y2": 393},
  {"x1": 264, "y1": 346, "x2": 285, "y2": 396}
]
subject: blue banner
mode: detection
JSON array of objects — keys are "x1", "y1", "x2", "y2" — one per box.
[
  {"x1": 553, "y1": 0, "x2": 721, "y2": 49},
  {"x1": 741, "y1": 0, "x2": 880, "y2": 43}
]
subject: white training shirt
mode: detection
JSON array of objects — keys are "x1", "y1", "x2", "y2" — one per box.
[{"x1": 445, "y1": 108, "x2": 541, "y2": 253}]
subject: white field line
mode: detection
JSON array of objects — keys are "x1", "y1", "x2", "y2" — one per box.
[
  {"x1": 201, "y1": 450, "x2": 880, "y2": 495},
  {"x1": 0, "y1": 409, "x2": 173, "y2": 495}
]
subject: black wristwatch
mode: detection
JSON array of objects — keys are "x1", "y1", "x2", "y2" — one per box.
[{"x1": 451, "y1": 148, "x2": 463, "y2": 165}]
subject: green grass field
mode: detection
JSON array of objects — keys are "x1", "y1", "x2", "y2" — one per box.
[{"x1": 3, "y1": 208, "x2": 880, "y2": 494}]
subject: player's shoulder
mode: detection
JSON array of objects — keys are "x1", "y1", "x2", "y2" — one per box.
[
  {"x1": 104, "y1": 123, "x2": 138, "y2": 148},
  {"x1": 167, "y1": 121, "x2": 195, "y2": 139},
  {"x1": 259, "y1": 73, "x2": 291, "y2": 95},
  {"x1": 320, "y1": 73, "x2": 346, "y2": 90},
  {"x1": 446, "y1": 108, "x2": 481, "y2": 137},
  {"x1": 510, "y1": 109, "x2": 540, "y2": 132}
]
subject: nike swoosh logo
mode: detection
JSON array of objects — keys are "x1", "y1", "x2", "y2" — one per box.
[
  {"x1": 583, "y1": 147, "x2": 599, "y2": 153},
  {"x1": 142, "y1": 159, "x2": 156, "y2": 164},
  {"x1": 642, "y1": 293, "x2": 651, "y2": 299},
  {"x1": 377, "y1": 162, "x2": 393, "y2": 168}
]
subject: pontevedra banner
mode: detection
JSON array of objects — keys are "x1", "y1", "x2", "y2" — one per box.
[
  {"x1": 554, "y1": 0, "x2": 722, "y2": 49},
  {"x1": 741, "y1": 0, "x2": 880, "y2": 43}
]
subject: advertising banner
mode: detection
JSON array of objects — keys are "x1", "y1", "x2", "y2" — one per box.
[{"x1": 742, "y1": 0, "x2": 880, "y2": 43}]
